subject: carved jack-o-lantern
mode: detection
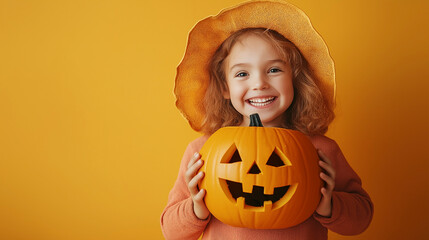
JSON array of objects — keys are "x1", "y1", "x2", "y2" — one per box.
[{"x1": 199, "y1": 114, "x2": 321, "y2": 229}]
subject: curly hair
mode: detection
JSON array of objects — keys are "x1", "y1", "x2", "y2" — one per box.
[{"x1": 201, "y1": 28, "x2": 335, "y2": 136}]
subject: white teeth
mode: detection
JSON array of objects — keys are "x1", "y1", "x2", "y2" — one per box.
[
  {"x1": 249, "y1": 97, "x2": 275, "y2": 103},
  {"x1": 248, "y1": 97, "x2": 275, "y2": 106}
]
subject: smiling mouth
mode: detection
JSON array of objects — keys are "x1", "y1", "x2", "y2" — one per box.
[
  {"x1": 226, "y1": 180, "x2": 289, "y2": 207},
  {"x1": 247, "y1": 97, "x2": 277, "y2": 107}
]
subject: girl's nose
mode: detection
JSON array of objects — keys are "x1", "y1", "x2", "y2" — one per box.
[{"x1": 251, "y1": 74, "x2": 269, "y2": 90}]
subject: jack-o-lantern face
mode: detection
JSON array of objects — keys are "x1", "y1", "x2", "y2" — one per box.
[
  {"x1": 218, "y1": 144, "x2": 297, "y2": 212},
  {"x1": 199, "y1": 114, "x2": 321, "y2": 229}
]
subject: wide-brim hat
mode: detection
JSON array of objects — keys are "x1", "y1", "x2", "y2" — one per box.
[{"x1": 174, "y1": 0, "x2": 336, "y2": 132}]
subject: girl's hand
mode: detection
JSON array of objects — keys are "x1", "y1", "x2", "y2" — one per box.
[
  {"x1": 315, "y1": 149, "x2": 336, "y2": 217},
  {"x1": 185, "y1": 152, "x2": 210, "y2": 220}
]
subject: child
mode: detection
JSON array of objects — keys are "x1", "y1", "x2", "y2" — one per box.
[{"x1": 161, "y1": 1, "x2": 373, "y2": 239}]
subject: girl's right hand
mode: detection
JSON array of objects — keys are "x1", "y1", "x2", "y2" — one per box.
[{"x1": 185, "y1": 152, "x2": 210, "y2": 220}]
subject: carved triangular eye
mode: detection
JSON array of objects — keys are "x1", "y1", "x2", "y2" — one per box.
[
  {"x1": 220, "y1": 144, "x2": 242, "y2": 164},
  {"x1": 266, "y1": 152, "x2": 285, "y2": 167},
  {"x1": 228, "y1": 150, "x2": 242, "y2": 163}
]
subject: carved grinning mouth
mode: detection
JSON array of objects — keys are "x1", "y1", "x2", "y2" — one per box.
[{"x1": 226, "y1": 180, "x2": 290, "y2": 207}]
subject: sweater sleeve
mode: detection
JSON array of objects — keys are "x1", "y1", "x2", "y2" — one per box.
[
  {"x1": 312, "y1": 136, "x2": 374, "y2": 235},
  {"x1": 160, "y1": 138, "x2": 211, "y2": 240}
]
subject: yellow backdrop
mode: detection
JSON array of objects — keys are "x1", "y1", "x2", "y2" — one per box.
[{"x1": 1, "y1": 0, "x2": 428, "y2": 239}]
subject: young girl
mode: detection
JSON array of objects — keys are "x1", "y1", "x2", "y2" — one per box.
[{"x1": 161, "y1": 1, "x2": 373, "y2": 239}]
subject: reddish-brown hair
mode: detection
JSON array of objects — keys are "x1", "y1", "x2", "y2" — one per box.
[{"x1": 201, "y1": 28, "x2": 335, "y2": 136}]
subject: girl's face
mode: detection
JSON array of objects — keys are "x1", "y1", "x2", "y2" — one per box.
[{"x1": 224, "y1": 34, "x2": 294, "y2": 127}]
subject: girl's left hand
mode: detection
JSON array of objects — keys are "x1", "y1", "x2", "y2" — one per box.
[{"x1": 315, "y1": 149, "x2": 336, "y2": 217}]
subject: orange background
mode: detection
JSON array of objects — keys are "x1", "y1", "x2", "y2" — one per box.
[{"x1": 0, "y1": 0, "x2": 428, "y2": 239}]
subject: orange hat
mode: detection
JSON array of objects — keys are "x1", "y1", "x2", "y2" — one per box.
[{"x1": 174, "y1": 0, "x2": 336, "y2": 132}]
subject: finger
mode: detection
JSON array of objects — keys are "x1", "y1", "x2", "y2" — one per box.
[
  {"x1": 193, "y1": 188, "x2": 206, "y2": 202},
  {"x1": 185, "y1": 159, "x2": 204, "y2": 183},
  {"x1": 321, "y1": 187, "x2": 330, "y2": 198},
  {"x1": 188, "y1": 171, "x2": 205, "y2": 196},
  {"x1": 320, "y1": 172, "x2": 335, "y2": 190},
  {"x1": 320, "y1": 172, "x2": 335, "y2": 185},
  {"x1": 188, "y1": 172, "x2": 204, "y2": 197},
  {"x1": 317, "y1": 149, "x2": 332, "y2": 165},
  {"x1": 187, "y1": 152, "x2": 201, "y2": 169},
  {"x1": 321, "y1": 185, "x2": 334, "y2": 197},
  {"x1": 319, "y1": 160, "x2": 336, "y2": 179}
]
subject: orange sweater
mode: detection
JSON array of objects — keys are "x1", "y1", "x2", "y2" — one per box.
[{"x1": 161, "y1": 135, "x2": 373, "y2": 240}]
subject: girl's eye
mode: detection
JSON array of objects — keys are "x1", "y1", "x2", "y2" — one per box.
[
  {"x1": 235, "y1": 72, "x2": 248, "y2": 77},
  {"x1": 269, "y1": 68, "x2": 282, "y2": 73}
]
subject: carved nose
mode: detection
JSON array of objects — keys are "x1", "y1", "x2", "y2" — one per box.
[{"x1": 248, "y1": 162, "x2": 261, "y2": 174}]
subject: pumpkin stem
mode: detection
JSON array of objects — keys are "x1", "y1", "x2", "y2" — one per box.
[{"x1": 249, "y1": 113, "x2": 263, "y2": 127}]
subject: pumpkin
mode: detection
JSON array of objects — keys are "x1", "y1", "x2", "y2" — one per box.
[{"x1": 199, "y1": 114, "x2": 321, "y2": 229}]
